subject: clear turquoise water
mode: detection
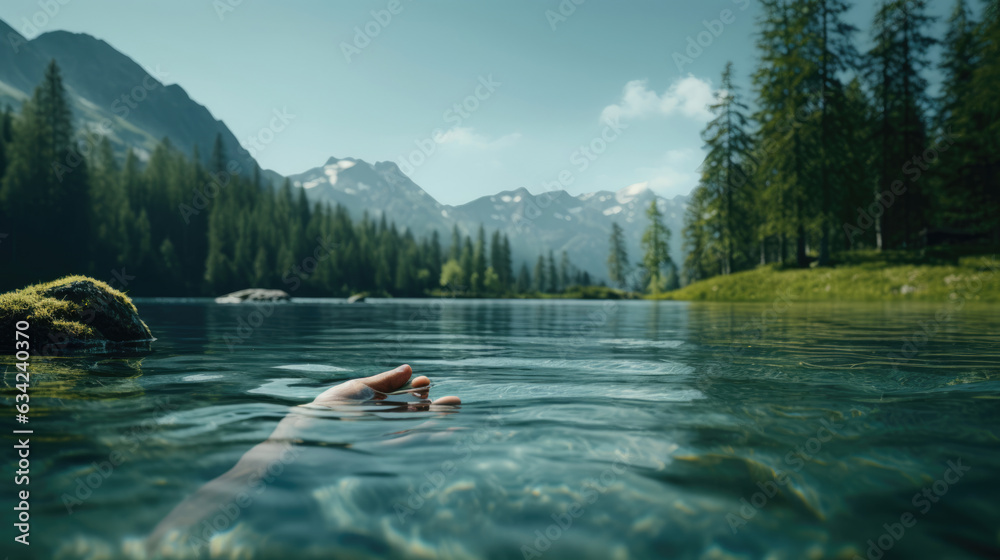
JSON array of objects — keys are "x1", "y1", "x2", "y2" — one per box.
[{"x1": 4, "y1": 299, "x2": 1000, "y2": 559}]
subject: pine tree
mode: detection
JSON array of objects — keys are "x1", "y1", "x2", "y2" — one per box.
[
  {"x1": 752, "y1": 0, "x2": 818, "y2": 267},
  {"x1": 0, "y1": 105, "x2": 12, "y2": 182},
  {"x1": 427, "y1": 230, "x2": 443, "y2": 287},
  {"x1": 867, "y1": 0, "x2": 936, "y2": 249},
  {"x1": 834, "y1": 79, "x2": 879, "y2": 250},
  {"x1": 559, "y1": 251, "x2": 571, "y2": 289},
  {"x1": 533, "y1": 255, "x2": 546, "y2": 293},
  {"x1": 500, "y1": 234, "x2": 513, "y2": 290},
  {"x1": 641, "y1": 200, "x2": 672, "y2": 292},
  {"x1": 449, "y1": 225, "x2": 462, "y2": 261},
  {"x1": 810, "y1": 0, "x2": 859, "y2": 265},
  {"x1": 88, "y1": 136, "x2": 129, "y2": 273},
  {"x1": 516, "y1": 263, "x2": 531, "y2": 293},
  {"x1": 607, "y1": 222, "x2": 629, "y2": 287},
  {"x1": 472, "y1": 225, "x2": 487, "y2": 294},
  {"x1": 210, "y1": 132, "x2": 227, "y2": 175},
  {"x1": 934, "y1": 0, "x2": 994, "y2": 235},
  {"x1": 683, "y1": 181, "x2": 719, "y2": 283},
  {"x1": 969, "y1": 0, "x2": 1000, "y2": 239},
  {"x1": 459, "y1": 236, "x2": 474, "y2": 292},
  {"x1": 0, "y1": 60, "x2": 89, "y2": 282},
  {"x1": 698, "y1": 62, "x2": 757, "y2": 275},
  {"x1": 546, "y1": 250, "x2": 558, "y2": 293}
]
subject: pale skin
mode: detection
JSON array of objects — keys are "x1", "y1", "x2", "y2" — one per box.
[{"x1": 147, "y1": 365, "x2": 459, "y2": 552}]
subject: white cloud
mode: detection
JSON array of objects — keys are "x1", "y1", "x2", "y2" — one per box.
[
  {"x1": 600, "y1": 76, "x2": 715, "y2": 124},
  {"x1": 434, "y1": 127, "x2": 521, "y2": 149},
  {"x1": 636, "y1": 148, "x2": 703, "y2": 198}
]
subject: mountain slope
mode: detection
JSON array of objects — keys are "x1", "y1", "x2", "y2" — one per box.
[{"x1": 0, "y1": 20, "x2": 257, "y2": 173}]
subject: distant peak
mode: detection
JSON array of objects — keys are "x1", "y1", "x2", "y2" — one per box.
[
  {"x1": 617, "y1": 182, "x2": 650, "y2": 197},
  {"x1": 373, "y1": 160, "x2": 401, "y2": 173},
  {"x1": 615, "y1": 182, "x2": 653, "y2": 204},
  {"x1": 34, "y1": 29, "x2": 113, "y2": 51}
]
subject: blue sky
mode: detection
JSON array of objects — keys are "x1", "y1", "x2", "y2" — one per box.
[{"x1": 0, "y1": 0, "x2": 953, "y2": 205}]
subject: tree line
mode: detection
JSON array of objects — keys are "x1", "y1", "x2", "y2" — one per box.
[
  {"x1": 606, "y1": 200, "x2": 679, "y2": 293},
  {"x1": 682, "y1": 0, "x2": 999, "y2": 283},
  {"x1": 0, "y1": 61, "x2": 595, "y2": 297}
]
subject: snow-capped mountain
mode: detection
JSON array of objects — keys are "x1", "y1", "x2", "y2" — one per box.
[
  {"x1": 450, "y1": 182, "x2": 687, "y2": 281},
  {"x1": 290, "y1": 156, "x2": 688, "y2": 282},
  {"x1": 287, "y1": 156, "x2": 453, "y2": 235}
]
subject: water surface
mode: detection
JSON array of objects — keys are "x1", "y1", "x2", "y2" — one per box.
[{"x1": 5, "y1": 299, "x2": 1000, "y2": 559}]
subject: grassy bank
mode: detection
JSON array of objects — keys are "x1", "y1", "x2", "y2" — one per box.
[{"x1": 654, "y1": 253, "x2": 1000, "y2": 303}]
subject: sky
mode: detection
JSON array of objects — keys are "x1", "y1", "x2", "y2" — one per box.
[{"x1": 0, "y1": 0, "x2": 953, "y2": 206}]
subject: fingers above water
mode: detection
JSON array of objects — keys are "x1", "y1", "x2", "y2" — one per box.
[{"x1": 360, "y1": 364, "x2": 413, "y2": 393}]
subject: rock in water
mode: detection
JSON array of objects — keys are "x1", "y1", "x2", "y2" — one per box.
[
  {"x1": 215, "y1": 288, "x2": 291, "y2": 304},
  {"x1": 0, "y1": 275, "x2": 153, "y2": 354}
]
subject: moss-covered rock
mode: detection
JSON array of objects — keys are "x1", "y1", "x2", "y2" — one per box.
[{"x1": 0, "y1": 276, "x2": 153, "y2": 354}]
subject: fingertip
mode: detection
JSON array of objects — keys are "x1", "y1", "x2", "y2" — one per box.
[
  {"x1": 432, "y1": 396, "x2": 461, "y2": 406},
  {"x1": 364, "y1": 364, "x2": 413, "y2": 393},
  {"x1": 412, "y1": 375, "x2": 430, "y2": 388}
]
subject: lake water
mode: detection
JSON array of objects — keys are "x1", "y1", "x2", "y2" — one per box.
[{"x1": 6, "y1": 298, "x2": 1000, "y2": 559}]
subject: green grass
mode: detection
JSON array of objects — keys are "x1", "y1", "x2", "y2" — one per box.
[{"x1": 654, "y1": 253, "x2": 1000, "y2": 303}]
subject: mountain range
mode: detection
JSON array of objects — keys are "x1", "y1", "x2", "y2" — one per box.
[
  {"x1": 288, "y1": 157, "x2": 686, "y2": 281},
  {"x1": 0, "y1": 18, "x2": 687, "y2": 283}
]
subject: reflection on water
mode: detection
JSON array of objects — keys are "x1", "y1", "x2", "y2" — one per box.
[{"x1": 3, "y1": 299, "x2": 999, "y2": 559}]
